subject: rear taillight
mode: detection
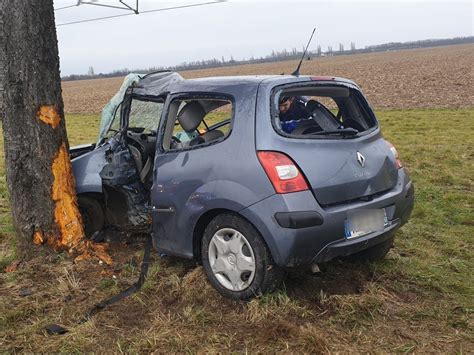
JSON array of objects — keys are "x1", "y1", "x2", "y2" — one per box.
[
  {"x1": 386, "y1": 141, "x2": 402, "y2": 169},
  {"x1": 257, "y1": 151, "x2": 309, "y2": 194}
]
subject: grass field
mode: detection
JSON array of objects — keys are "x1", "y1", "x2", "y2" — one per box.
[{"x1": 0, "y1": 107, "x2": 473, "y2": 352}]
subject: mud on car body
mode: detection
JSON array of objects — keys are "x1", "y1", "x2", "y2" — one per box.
[{"x1": 71, "y1": 72, "x2": 414, "y2": 300}]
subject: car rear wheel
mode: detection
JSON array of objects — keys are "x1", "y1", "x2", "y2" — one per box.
[
  {"x1": 77, "y1": 196, "x2": 105, "y2": 238},
  {"x1": 201, "y1": 213, "x2": 284, "y2": 301}
]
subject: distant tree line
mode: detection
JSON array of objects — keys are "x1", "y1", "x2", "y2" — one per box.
[{"x1": 62, "y1": 36, "x2": 473, "y2": 81}]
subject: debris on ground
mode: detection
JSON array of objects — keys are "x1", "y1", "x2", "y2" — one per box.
[
  {"x1": 4, "y1": 260, "x2": 20, "y2": 273},
  {"x1": 45, "y1": 324, "x2": 68, "y2": 335},
  {"x1": 18, "y1": 288, "x2": 32, "y2": 297}
]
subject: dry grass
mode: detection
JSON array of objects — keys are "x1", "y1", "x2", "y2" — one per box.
[
  {"x1": 0, "y1": 108, "x2": 473, "y2": 352},
  {"x1": 1, "y1": 248, "x2": 471, "y2": 352},
  {"x1": 62, "y1": 44, "x2": 474, "y2": 114}
]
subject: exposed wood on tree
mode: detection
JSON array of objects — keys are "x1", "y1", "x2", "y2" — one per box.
[
  {"x1": 37, "y1": 105, "x2": 62, "y2": 129},
  {"x1": 0, "y1": 0, "x2": 95, "y2": 260},
  {"x1": 50, "y1": 142, "x2": 85, "y2": 251}
]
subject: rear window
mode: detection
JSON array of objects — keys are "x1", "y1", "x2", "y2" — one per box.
[{"x1": 273, "y1": 85, "x2": 377, "y2": 138}]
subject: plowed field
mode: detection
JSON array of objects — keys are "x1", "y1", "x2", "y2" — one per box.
[{"x1": 62, "y1": 44, "x2": 474, "y2": 114}]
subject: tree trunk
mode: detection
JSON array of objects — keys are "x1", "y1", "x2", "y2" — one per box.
[{"x1": 0, "y1": 0, "x2": 85, "y2": 260}]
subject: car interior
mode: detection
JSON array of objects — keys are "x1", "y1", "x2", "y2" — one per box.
[
  {"x1": 121, "y1": 99, "x2": 163, "y2": 187},
  {"x1": 163, "y1": 98, "x2": 233, "y2": 151},
  {"x1": 276, "y1": 86, "x2": 377, "y2": 136},
  {"x1": 103, "y1": 97, "x2": 233, "y2": 190}
]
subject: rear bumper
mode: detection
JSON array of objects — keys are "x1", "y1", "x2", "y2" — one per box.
[
  {"x1": 239, "y1": 169, "x2": 414, "y2": 267},
  {"x1": 313, "y1": 220, "x2": 399, "y2": 263},
  {"x1": 274, "y1": 211, "x2": 324, "y2": 228}
]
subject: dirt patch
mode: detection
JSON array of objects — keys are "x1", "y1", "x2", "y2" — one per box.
[{"x1": 62, "y1": 44, "x2": 474, "y2": 114}]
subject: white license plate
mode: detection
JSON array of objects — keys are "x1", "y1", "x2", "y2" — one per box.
[{"x1": 344, "y1": 209, "x2": 388, "y2": 239}]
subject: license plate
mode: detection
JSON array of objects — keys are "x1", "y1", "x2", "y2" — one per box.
[{"x1": 344, "y1": 209, "x2": 388, "y2": 239}]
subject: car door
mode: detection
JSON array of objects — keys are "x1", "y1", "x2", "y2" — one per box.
[
  {"x1": 98, "y1": 95, "x2": 167, "y2": 231},
  {"x1": 150, "y1": 93, "x2": 235, "y2": 258}
]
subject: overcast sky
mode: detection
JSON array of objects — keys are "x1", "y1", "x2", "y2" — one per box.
[{"x1": 54, "y1": 0, "x2": 473, "y2": 76}]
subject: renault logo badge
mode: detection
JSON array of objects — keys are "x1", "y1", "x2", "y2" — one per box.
[{"x1": 356, "y1": 151, "x2": 365, "y2": 167}]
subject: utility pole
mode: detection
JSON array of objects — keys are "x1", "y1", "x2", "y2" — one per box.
[{"x1": 0, "y1": 0, "x2": 86, "y2": 259}]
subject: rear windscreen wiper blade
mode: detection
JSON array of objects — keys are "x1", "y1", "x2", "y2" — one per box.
[{"x1": 309, "y1": 128, "x2": 359, "y2": 136}]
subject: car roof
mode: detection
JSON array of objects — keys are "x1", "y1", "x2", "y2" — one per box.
[
  {"x1": 188, "y1": 74, "x2": 356, "y2": 86},
  {"x1": 132, "y1": 71, "x2": 358, "y2": 97}
]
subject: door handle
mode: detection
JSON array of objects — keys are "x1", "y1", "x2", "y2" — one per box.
[{"x1": 151, "y1": 206, "x2": 175, "y2": 213}]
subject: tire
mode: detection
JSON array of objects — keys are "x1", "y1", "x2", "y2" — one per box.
[
  {"x1": 201, "y1": 213, "x2": 284, "y2": 301},
  {"x1": 349, "y1": 237, "x2": 394, "y2": 263},
  {"x1": 77, "y1": 196, "x2": 105, "y2": 238}
]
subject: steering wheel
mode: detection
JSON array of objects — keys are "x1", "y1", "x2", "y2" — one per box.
[{"x1": 126, "y1": 135, "x2": 148, "y2": 168}]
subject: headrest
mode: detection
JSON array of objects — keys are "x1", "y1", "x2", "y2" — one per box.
[
  {"x1": 306, "y1": 99, "x2": 321, "y2": 113},
  {"x1": 177, "y1": 101, "x2": 206, "y2": 133}
]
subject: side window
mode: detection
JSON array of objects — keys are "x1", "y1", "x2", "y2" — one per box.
[
  {"x1": 164, "y1": 96, "x2": 234, "y2": 151},
  {"x1": 128, "y1": 99, "x2": 164, "y2": 133},
  {"x1": 198, "y1": 101, "x2": 233, "y2": 136}
]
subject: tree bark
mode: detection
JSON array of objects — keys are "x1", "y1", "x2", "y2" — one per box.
[{"x1": 0, "y1": 0, "x2": 85, "y2": 260}]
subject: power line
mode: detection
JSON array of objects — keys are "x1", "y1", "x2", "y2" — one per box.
[
  {"x1": 55, "y1": 0, "x2": 139, "y2": 13},
  {"x1": 56, "y1": 1, "x2": 226, "y2": 27},
  {"x1": 55, "y1": 4, "x2": 79, "y2": 11},
  {"x1": 78, "y1": 0, "x2": 139, "y2": 13}
]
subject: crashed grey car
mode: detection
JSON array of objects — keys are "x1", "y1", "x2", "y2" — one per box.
[{"x1": 70, "y1": 71, "x2": 414, "y2": 300}]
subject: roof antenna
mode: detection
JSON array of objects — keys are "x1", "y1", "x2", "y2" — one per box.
[{"x1": 292, "y1": 27, "x2": 316, "y2": 76}]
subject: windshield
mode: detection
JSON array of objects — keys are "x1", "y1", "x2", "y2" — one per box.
[
  {"x1": 103, "y1": 103, "x2": 122, "y2": 140},
  {"x1": 97, "y1": 73, "x2": 142, "y2": 143},
  {"x1": 128, "y1": 99, "x2": 164, "y2": 133}
]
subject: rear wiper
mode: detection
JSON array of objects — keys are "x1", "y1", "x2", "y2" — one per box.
[{"x1": 309, "y1": 128, "x2": 359, "y2": 137}]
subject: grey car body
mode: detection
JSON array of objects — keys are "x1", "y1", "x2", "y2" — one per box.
[{"x1": 71, "y1": 72, "x2": 414, "y2": 297}]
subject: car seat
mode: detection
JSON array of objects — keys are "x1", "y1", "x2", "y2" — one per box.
[
  {"x1": 177, "y1": 101, "x2": 224, "y2": 147},
  {"x1": 306, "y1": 100, "x2": 340, "y2": 131},
  {"x1": 128, "y1": 143, "x2": 153, "y2": 186}
]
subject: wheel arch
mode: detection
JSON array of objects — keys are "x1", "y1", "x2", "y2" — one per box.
[
  {"x1": 77, "y1": 191, "x2": 105, "y2": 201},
  {"x1": 76, "y1": 192, "x2": 106, "y2": 237},
  {"x1": 76, "y1": 192, "x2": 106, "y2": 211},
  {"x1": 192, "y1": 208, "x2": 274, "y2": 262},
  {"x1": 193, "y1": 208, "x2": 230, "y2": 260}
]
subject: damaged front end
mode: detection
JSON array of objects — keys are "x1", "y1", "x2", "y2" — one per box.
[
  {"x1": 99, "y1": 136, "x2": 151, "y2": 232},
  {"x1": 71, "y1": 72, "x2": 183, "y2": 237},
  {"x1": 72, "y1": 133, "x2": 152, "y2": 238}
]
